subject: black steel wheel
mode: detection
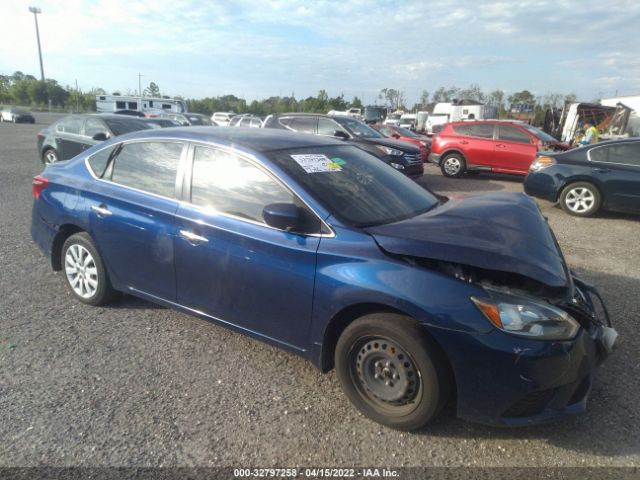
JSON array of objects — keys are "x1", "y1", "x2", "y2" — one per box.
[{"x1": 335, "y1": 313, "x2": 451, "y2": 430}]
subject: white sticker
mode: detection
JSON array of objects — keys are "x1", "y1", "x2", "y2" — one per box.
[{"x1": 291, "y1": 154, "x2": 343, "y2": 173}]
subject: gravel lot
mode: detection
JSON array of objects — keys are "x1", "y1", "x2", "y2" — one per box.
[{"x1": 0, "y1": 115, "x2": 638, "y2": 468}]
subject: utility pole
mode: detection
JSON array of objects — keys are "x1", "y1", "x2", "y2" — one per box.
[
  {"x1": 28, "y1": 7, "x2": 45, "y2": 82},
  {"x1": 138, "y1": 73, "x2": 143, "y2": 97}
]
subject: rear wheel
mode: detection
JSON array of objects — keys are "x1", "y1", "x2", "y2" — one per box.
[
  {"x1": 62, "y1": 232, "x2": 118, "y2": 306},
  {"x1": 560, "y1": 182, "x2": 601, "y2": 217},
  {"x1": 335, "y1": 313, "x2": 451, "y2": 430},
  {"x1": 43, "y1": 148, "x2": 59, "y2": 164},
  {"x1": 440, "y1": 153, "x2": 466, "y2": 178}
]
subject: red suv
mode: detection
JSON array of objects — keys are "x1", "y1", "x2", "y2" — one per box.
[{"x1": 429, "y1": 121, "x2": 568, "y2": 178}]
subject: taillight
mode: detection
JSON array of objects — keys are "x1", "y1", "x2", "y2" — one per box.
[{"x1": 32, "y1": 175, "x2": 48, "y2": 198}]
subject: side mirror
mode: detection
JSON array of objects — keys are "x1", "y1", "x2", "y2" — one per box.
[
  {"x1": 391, "y1": 133, "x2": 400, "y2": 139},
  {"x1": 92, "y1": 132, "x2": 108, "y2": 141},
  {"x1": 262, "y1": 203, "x2": 301, "y2": 231},
  {"x1": 333, "y1": 130, "x2": 349, "y2": 140},
  {"x1": 182, "y1": 121, "x2": 189, "y2": 126}
]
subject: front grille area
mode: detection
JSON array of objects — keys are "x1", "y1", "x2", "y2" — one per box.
[{"x1": 403, "y1": 153, "x2": 421, "y2": 164}]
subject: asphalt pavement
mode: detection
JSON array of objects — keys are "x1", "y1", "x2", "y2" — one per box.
[{"x1": 0, "y1": 115, "x2": 638, "y2": 468}]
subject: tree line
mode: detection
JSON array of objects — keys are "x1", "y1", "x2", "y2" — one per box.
[{"x1": 1, "y1": 70, "x2": 581, "y2": 126}]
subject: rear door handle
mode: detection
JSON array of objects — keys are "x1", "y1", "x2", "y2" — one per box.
[
  {"x1": 179, "y1": 230, "x2": 209, "y2": 244},
  {"x1": 593, "y1": 168, "x2": 611, "y2": 173},
  {"x1": 459, "y1": 140, "x2": 469, "y2": 144},
  {"x1": 91, "y1": 205, "x2": 112, "y2": 216},
  {"x1": 496, "y1": 143, "x2": 507, "y2": 149}
]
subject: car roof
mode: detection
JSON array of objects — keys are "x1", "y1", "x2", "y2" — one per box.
[{"x1": 119, "y1": 126, "x2": 347, "y2": 152}]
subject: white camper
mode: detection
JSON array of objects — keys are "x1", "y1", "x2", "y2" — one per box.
[{"x1": 96, "y1": 95, "x2": 187, "y2": 114}]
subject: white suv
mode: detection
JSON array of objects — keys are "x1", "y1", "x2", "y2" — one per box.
[{"x1": 211, "y1": 112, "x2": 236, "y2": 127}]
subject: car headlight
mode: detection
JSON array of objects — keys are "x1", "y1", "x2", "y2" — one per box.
[
  {"x1": 471, "y1": 292, "x2": 579, "y2": 340},
  {"x1": 390, "y1": 162, "x2": 405, "y2": 170},
  {"x1": 376, "y1": 145, "x2": 404, "y2": 156},
  {"x1": 529, "y1": 156, "x2": 556, "y2": 172}
]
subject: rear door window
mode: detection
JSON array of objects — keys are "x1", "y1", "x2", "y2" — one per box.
[
  {"x1": 590, "y1": 142, "x2": 640, "y2": 166},
  {"x1": 290, "y1": 117, "x2": 317, "y2": 134},
  {"x1": 108, "y1": 141, "x2": 184, "y2": 198},
  {"x1": 452, "y1": 124, "x2": 494, "y2": 139},
  {"x1": 497, "y1": 125, "x2": 531, "y2": 144},
  {"x1": 88, "y1": 145, "x2": 118, "y2": 178}
]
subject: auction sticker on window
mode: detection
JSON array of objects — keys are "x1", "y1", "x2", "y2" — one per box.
[{"x1": 291, "y1": 154, "x2": 343, "y2": 173}]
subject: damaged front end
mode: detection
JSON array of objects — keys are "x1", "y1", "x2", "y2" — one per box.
[
  {"x1": 409, "y1": 256, "x2": 617, "y2": 362},
  {"x1": 364, "y1": 192, "x2": 618, "y2": 424}
]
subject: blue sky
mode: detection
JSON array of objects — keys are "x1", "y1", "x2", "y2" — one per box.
[{"x1": 2, "y1": 0, "x2": 639, "y2": 104}]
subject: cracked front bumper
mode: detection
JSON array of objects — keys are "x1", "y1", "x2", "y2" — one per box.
[{"x1": 428, "y1": 280, "x2": 617, "y2": 426}]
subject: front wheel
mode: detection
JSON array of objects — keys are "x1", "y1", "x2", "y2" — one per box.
[
  {"x1": 440, "y1": 153, "x2": 466, "y2": 178},
  {"x1": 560, "y1": 182, "x2": 601, "y2": 217},
  {"x1": 62, "y1": 232, "x2": 118, "y2": 306},
  {"x1": 335, "y1": 313, "x2": 451, "y2": 430}
]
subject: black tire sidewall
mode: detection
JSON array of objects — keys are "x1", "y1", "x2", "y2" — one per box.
[
  {"x1": 440, "y1": 153, "x2": 466, "y2": 178},
  {"x1": 335, "y1": 313, "x2": 450, "y2": 430},
  {"x1": 61, "y1": 232, "x2": 116, "y2": 306},
  {"x1": 560, "y1": 182, "x2": 601, "y2": 217}
]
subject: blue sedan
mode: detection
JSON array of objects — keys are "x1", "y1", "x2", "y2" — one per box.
[
  {"x1": 31, "y1": 127, "x2": 617, "y2": 429},
  {"x1": 525, "y1": 138, "x2": 640, "y2": 217}
]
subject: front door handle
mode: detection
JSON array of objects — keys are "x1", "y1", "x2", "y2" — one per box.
[
  {"x1": 179, "y1": 230, "x2": 209, "y2": 244},
  {"x1": 91, "y1": 204, "x2": 112, "y2": 216},
  {"x1": 496, "y1": 143, "x2": 507, "y2": 149},
  {"x1": 593, "y1": 168, "x2": 611, "y2": 174}
]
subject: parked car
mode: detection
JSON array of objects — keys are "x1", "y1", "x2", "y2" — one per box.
[
  {"x1": 525, "y1": 138, "x2": 640, "y2": 217},
  {"x1": 211, "y1": 112, "x2": 236, "y2": 126},
  {"x1": 263, "y1": 113, "x2": 424, "y2": 178},
  {"x1": 160, "y1": 113, "x2": 215, "y2": 126},
  {"x1": 372, "y1": 124, "x2": 431, "y2": 162},
  {"x1": 229, "y1": 115, "x2": 263, "y2": 128},
  {"x1": 429, "y1": 120, "x2": 569, "y2": 178},
  {"x1": 31, "y1": 128, "x2": 617, "y2": 430},
  {"x1": 383, "y1": 111, "x2": 403, "y2": 126},
  {"x1": 1, "y1": 108, "x2": 35, "y2": 123},
  {"x1": 36, "y1": 114, "x2": 152, "y2": 164}
]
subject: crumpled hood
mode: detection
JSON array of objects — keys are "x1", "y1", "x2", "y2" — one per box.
[{"x1": 365, "y1": 192, "x2": 569, "y2": 287}]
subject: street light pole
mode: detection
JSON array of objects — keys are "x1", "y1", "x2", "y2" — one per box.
[{"x1": 29, "y1": 6, "x2": 45, "y2": 83}]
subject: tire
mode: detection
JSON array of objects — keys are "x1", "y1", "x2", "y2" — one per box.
[
  {"x1": 335, "y1": 313, "x2": 452, "y2": 431},
  {"x1": 61, "y1": 232, "x2": 118, "y2": 306},
  {"x1": 12, "y1": 116, "x2": 17, "y2": 123},
  {"x1": 559, "y1": 182, "x2": 602, "y2": 217},
  {"x1": 43, "y1": 148, "x2": 59, "y2": 164},
  {"x1": 440, "y1": 153, "x2": 466, "y2": 178}
]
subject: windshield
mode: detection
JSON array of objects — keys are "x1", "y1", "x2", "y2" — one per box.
[
  {"x1": 267, "y1": 145, "x2": 439, "y2": 227},
  {"x1": 335, "y1": 117, "x2": 383, "y2": 138},
  {"x1": 103, "y1": 118, "x2": 152, "y2": 136},
  {"x1": 521, "y1": 124, "x2": 558, "y2": 143}
]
